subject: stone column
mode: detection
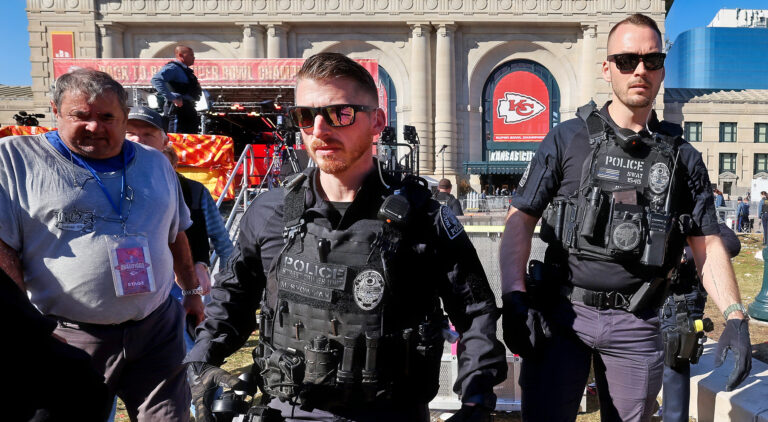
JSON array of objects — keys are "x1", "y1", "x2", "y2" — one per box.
[
  {"x1": 580, "y1": 24, "x2": 597, "y2": 103},
  {"x1": 434, "y1": 23, "x2": 456, "y2": 178},
  {"x1": 409, "y1": 23, "x2": 433, "y2": 172},
  {"x1": 241, "y1": 24, "x2": 265, "y2": 58},
  {"x1": 266, "y1": 24, "x2": 287, "y2": 58},
  {"x1": 98, "y1": 23, "x2": 124, "y2": 58}
]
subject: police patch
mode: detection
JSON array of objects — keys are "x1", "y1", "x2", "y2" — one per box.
[
  {"x1": 649, "y1": 162, "x2": 670, "y2": 194},
  {"x1": 612, "y1": 222, "x2": 641, "y2": 251},
  {"x1": 440, "y1": 205, "x2": 464, "y2": 240},
  {"x1": 519, "y1": 162, "x2": 532, "y2": 188},
  {"x1": 352, "y1": 269, "x2": 385, "y2": 311}
]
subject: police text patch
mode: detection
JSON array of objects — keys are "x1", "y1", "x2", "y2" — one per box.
[
  {"x1": 440, "y1": 205, "x2": 464, "y2": 240},
  {"x1": 279, "y1": 255, "x2": 347, "y2": 289}
]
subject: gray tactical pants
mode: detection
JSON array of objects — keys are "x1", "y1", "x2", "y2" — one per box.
[{"x1": 519, "y1": 298, "x2": 663, "y2": 422}]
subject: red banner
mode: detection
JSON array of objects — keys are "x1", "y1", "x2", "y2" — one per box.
[
  {"x1": 51, "y1": 32, "x2": 75, "y2": 59},
  {"x1": 492, "y1": 71, "x2": 549, "y2": 142},
  {"x1": 53, "y1": 58, "x2": 378, "y2": 88}
]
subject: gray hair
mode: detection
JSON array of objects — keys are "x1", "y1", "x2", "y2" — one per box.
[{"x1": 52, "y1": 68, "x2": 129, "y2": 114}]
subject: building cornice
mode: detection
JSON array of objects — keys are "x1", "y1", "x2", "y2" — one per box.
[{"x1": 27, "y1": 0, "x2": 666, "y2": 22}]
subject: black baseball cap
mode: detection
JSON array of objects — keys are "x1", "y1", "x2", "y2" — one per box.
[{"x1": 128, "y1": 106, "x2": 164, "y2": 131}]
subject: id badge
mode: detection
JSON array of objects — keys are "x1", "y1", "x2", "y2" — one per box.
[{"x1": 105, "y1": 234, "x2": 157, "y2": 297}]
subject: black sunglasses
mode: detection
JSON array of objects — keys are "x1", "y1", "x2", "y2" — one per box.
[
  {"x1": 287, "y1": 104, "x2": 378, "y2": 129},
  {"x1": 607, "y1": 53, "x2": 666, "y2": 72}
]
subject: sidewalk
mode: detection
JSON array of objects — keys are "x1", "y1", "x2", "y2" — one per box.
[{"x1": 687, "y1": 341, "x2": 768, "y2": 421}]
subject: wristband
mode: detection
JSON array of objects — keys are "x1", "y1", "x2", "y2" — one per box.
[
  {"x1": 182, "y1": 286, "x2": 204, "y2": 296},
  {"x1": 723, "y1": 303, "x2": 747, "y2": 320}
]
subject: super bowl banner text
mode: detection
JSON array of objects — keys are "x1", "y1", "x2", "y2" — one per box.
[{"x1": 53, "y1": 58, "x2": 378, "y2": 87}]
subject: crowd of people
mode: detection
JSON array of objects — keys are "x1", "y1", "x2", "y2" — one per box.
[{"x1": 0, "y1": 12, "x2": 756, "y2": 422}]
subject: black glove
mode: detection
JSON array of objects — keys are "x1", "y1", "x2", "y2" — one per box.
[
  {"x1": 501, "y1": 291, "x2": 534, "y2": 358},
  {"x1": 445, "y1": 404, "x2": 492, "y2": 422},
  {"x1": 714, "y1": 318, "x2": 752, "y2": 392},
  {"x1": 187, "y1": 362, "x2": 248, "y2": 422}
]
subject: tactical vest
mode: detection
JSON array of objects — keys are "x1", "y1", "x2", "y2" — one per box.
[
  {"x1": 541, "y1": 102, "x2": 681, "y2": 269},
  {"x1": 253, "y1": 170, "x2": 446, "y2": 408},
  {"x1": 165, "y1": 61, "x2": 201, "y2": 101},
  {"x1": 434, "y1": 191, "x2": 450, "y2": 207}
]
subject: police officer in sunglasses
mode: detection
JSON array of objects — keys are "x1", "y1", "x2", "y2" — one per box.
[
  {"x1": 186, "y1": 52, "x2": 507, "y2": 422},
  {"x1": 500, "y1": 13, "x2": 752, "y2": 422}
]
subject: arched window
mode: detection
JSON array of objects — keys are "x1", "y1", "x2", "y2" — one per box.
[
  {"x1": 378, "y1": 66, "x2": 397, "y2": 130},
  {"x1": 481, "y1": 60, "x2": 560, "y2": 165}
]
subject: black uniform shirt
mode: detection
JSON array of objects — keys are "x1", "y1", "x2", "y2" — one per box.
[
  {"x1": 186, "y1": 164, "x2": 507, "y2": 402},
  {"x1": 510, "y1": 103, "x2": 720, "y2": 291}
]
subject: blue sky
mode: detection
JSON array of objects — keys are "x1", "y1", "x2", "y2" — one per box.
[{"x1": 1, "y1": 0, "x2": 766, "y2": 85}]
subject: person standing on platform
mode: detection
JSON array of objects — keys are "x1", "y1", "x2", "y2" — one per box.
[
  {"x1": 151, "y1": 45, "x2": 202, "y2": 134},
  {"x1": 499, "y1": 14, "x2": 752, "y2": 422}
]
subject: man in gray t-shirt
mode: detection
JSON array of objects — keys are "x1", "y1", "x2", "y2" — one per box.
[{"x1": 0, "y1": 69, "x2": 203, "y2": 420}]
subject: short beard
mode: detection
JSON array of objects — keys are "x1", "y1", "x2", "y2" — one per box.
[{"x1": 308, "y1": 138, "x2": 370, "y2": 175}]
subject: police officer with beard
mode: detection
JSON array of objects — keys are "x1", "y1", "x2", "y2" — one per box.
[
  {"x1": 499, "y1": 14, "x2": 752, "y2": 422},
  {"x1": 185, "y1": 53, "x2": 507, "y2": 422}
]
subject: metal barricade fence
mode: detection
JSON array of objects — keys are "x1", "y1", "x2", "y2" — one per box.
[
  {"x1": 461, "y1": 193, "x2": 513, "y2": 213},
  {"x1": 429, "y1": 225, "x2": 548, "y2": 411}
]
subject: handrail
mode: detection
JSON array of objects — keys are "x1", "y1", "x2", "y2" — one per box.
[{"x1": 210, "y1": 144, "x2": 263, "y2": 268}]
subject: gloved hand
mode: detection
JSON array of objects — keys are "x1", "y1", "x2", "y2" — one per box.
[
  {"x1": 445, "y1": 404, "x2": 492, "y2": 422},
  {"x1": 187, "y1": 362, "x2": 248, "y2": 422},
  {"x1": 501, "y1": 291, "x2": 533, "y2": 358},
  {"x1": 714, "y1": 318, "x2": 752, "y2": 392}
]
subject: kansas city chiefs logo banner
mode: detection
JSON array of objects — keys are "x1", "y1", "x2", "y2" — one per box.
[
  {"x1": 492, "y1": 71, "x2": 550, "y2": 142},
  {"x1": 497, "y1": 92, "x2": 546, "y2": 124}
]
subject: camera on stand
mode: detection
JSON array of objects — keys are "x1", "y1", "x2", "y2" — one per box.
[
  {"x1": 13, "y1": 111, "x2": 46, "y2": 127},
  {"x1": 375, "y1": 125, "x2": 420, "y2": 178}
]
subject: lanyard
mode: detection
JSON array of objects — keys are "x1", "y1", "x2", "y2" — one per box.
[
  {"x1": 76, "y1": 154, "x2": 127, "y2": 223},
  {"x1": 50, "y1": 134, "x2": 129, "y2": 224}
]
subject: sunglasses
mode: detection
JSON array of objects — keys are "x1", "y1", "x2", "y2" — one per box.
[
  {"x1": 607, "y1": 53, "x2": 666, "y2": 72},
  {"x1": 287, "y1": 104, "x2": 378, "y2": 129}
]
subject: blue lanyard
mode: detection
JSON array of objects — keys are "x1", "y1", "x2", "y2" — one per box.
[
  {"x1": 76, "y1": 154, "x2": 127, "y2": 223},
  {"x1": 49, "y1": 134, "x2": 129, "y2": 223}
]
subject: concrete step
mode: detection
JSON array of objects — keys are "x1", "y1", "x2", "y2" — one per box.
[{"x1": 688, "y1": 341, "x2": 768, "y2": 421}]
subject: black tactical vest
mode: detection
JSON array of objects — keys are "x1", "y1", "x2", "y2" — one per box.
[
  {"x1": 254, "y1": 170, "x2": 446, "y2": 409},
  {"x1": 541, "y1": 102, "x2": 681, "y2": 270}
]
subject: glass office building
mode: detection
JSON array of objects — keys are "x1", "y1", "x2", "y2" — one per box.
[{"x1": 666, "y1": 27, "x2": 768, "y2": 89}]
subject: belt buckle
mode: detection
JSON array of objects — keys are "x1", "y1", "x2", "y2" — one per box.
[{"x1": 594, "y1": 292, "x2": 609, "y2": 310}]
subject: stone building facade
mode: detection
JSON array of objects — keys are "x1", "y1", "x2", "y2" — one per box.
[
  {"x1": 26, "y1": 0, "x2": 672, "y2": 187},
  {"x1": 665, "y1": 88, "x2": 768, "y2": 196}
]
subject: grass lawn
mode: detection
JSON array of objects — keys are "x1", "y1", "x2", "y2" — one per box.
[{"x1": 116, "y1": 235, "x2": 768, "y2": 421}]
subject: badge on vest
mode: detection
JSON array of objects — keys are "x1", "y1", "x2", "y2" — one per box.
[
  {"x1": 440, "y1": 206, "x2": 464, "y2": 240},
  {"x1": 55, "y1": 208, "x2": 95, "y2": 233},
  {"x1": 649, "y1": 163, "x2": 671, "y2": 194},
  {"x1": 353, "y1": 269, "x2": 385, "y2": 311},
  {"x1": 612, "y1": 222, "x2": 642, "y2": 251}
]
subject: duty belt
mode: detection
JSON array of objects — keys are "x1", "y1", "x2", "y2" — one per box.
[{"x1": 562, "y1": 286, "x2": 632, "y2": 310}]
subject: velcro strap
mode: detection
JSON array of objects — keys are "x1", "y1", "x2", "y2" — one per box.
[{"x1": 283, "y1": 173, "x2": 309, "y2": 230}]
